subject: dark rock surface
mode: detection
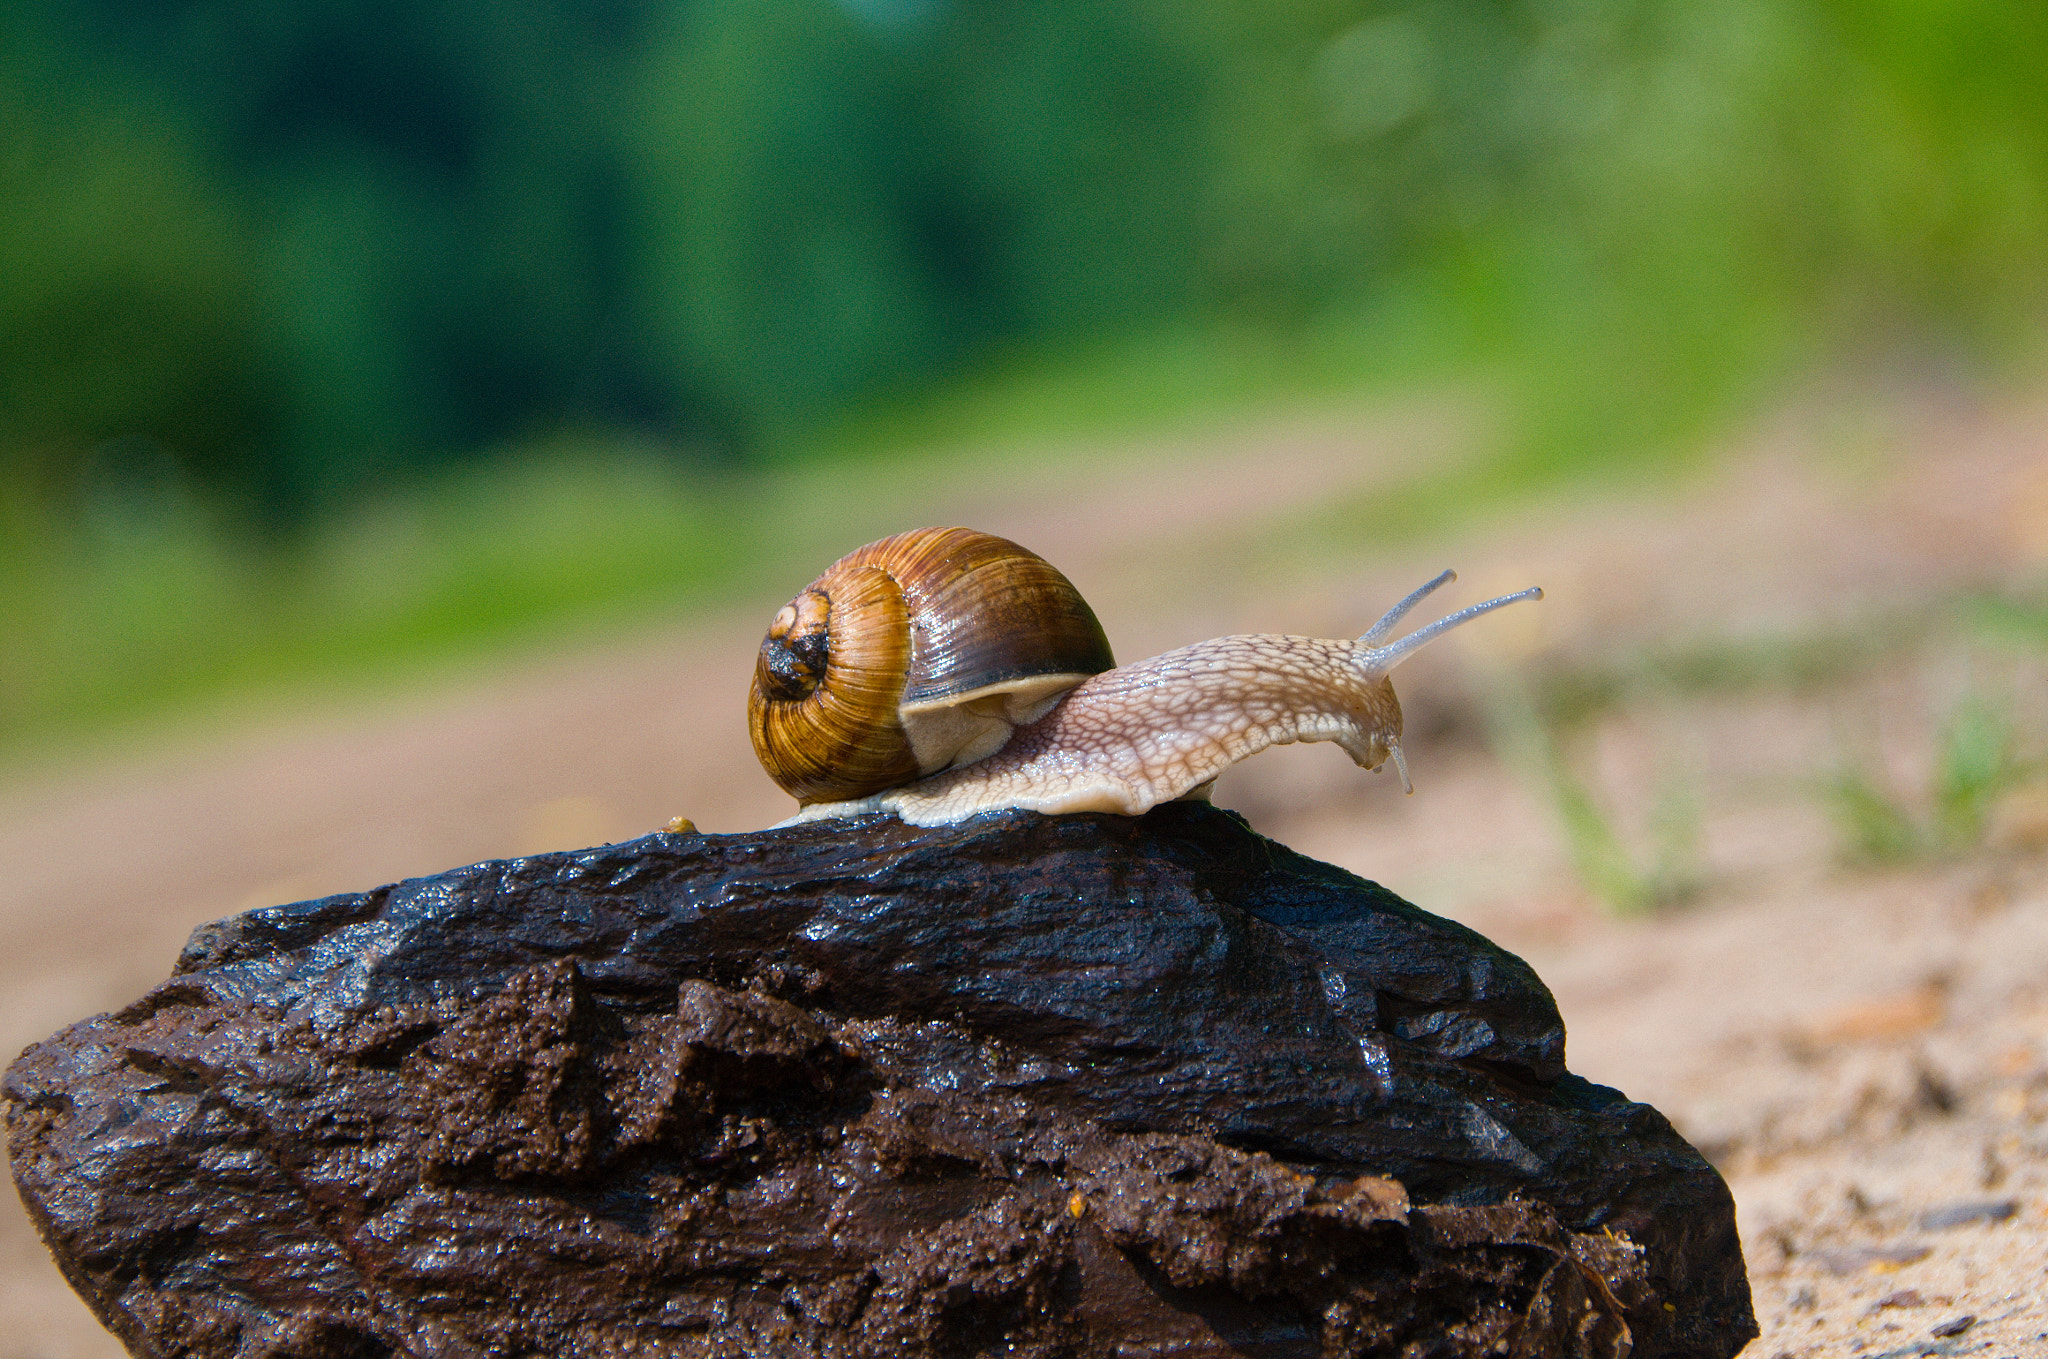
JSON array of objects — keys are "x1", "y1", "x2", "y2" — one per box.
[{"x1": 5, "y1": 802, "x2": 1754, "y2": 1358}]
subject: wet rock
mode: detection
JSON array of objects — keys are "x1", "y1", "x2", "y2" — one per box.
[{"x1": 5, "y1": 802, "x2": 1755, "y2": 1357}]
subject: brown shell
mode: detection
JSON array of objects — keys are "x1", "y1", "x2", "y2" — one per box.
[{"x1": 748, "y1": 527, "x2": 1115, "y2": 805}]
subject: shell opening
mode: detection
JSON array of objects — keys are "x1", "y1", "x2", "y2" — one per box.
[
  {"x1": 897, "y1": 672, "x2": 1094, "y2": 774},
  {"x1": 1357, "y1": 581, "x2": 1544, "y2": 676}
]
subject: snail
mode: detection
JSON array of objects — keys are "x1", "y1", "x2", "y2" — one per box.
[{"x1": 749, "y1": 527, "x2": 1540, "y2": 828}]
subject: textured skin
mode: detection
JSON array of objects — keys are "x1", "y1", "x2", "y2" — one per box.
[{"x1": 785, "y1": 634, "x2": 1404, "y2": 827}]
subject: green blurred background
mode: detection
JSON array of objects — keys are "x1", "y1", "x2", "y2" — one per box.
[{"x1": 4, "y1": 0, "x2": 2046, "y2": 760}]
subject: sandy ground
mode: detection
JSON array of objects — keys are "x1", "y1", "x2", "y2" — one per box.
[{"x1": 2, "y1": 388, "x2": 2046, "y2": 1358}]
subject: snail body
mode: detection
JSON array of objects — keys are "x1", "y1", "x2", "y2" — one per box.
[{"x1": 751, "y1": 529, "x2": 1539, "y2": 828}]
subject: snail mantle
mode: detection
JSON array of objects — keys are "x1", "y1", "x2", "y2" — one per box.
[{"x1": 5, "y1": 804, "x2": 1754, "y2": 1359}]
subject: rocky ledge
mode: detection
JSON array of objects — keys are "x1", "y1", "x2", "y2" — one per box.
[{"x1": 5, "y1": 803, "x2": 1754, "y2": 1358}]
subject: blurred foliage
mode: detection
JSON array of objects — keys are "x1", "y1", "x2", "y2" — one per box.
[
  {"x1": 4, "y1": 0, "x2": 2048, "y2": 751},
  {"x1": 1478, "y1": 592, "x2": 2047, "y2": 903},
  {"x1": 1485, "y1": 670, "x2": 1702, "y2": 914},
  {"x1": 1829, "y1": 692, "x2": 2031, "y2": 866},
  {"x1": 1826, "y1": 607, "x2": 2048, "y2": 865},
  {"x1": 9, "y1": 0, "x2": 2048, "y2": 504}
]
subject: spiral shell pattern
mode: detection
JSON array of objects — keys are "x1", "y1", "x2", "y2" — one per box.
[{"x1": 748, "y1": 527, "x2": 1115, "y2": 805}]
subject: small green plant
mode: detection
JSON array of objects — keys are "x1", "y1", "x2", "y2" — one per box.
[
  {"x1": 1486, "y1": 676, "x2": 1701, "y2": 915},
  {"x1": 1826, "y1": 769, "x2": 1925, "y2": 866},
  {"x1": 1828, "y1": 692, "x2": 2026, "y2": 865},
  {"x1": 1933, "y1": 697, "x2": 2021, "y2": 847}
]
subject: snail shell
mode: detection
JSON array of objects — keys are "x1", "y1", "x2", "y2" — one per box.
[{"x1": 748, "y1": 527, "x2": 1115, "y2": 805}]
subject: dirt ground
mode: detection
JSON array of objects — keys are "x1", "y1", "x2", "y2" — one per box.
[{"x1": 2, "y1": 387, "x2": 2045, "y2": 1358}]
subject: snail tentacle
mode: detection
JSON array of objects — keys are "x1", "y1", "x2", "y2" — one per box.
[
  {"x1": 1359, "y1": 568, "x2": 1457, "y2": 646},
  {"x1": 1357, "y1": 585, "x2": 1544, "y2": 674}
]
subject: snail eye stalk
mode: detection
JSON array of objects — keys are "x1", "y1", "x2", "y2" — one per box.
[
  {"x1": 1359, "y1": 569, "x2": 1457, "y2": 647},
  {"x1": 1358, "y1": 585, "x2": 1544, "y2": 677}
]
